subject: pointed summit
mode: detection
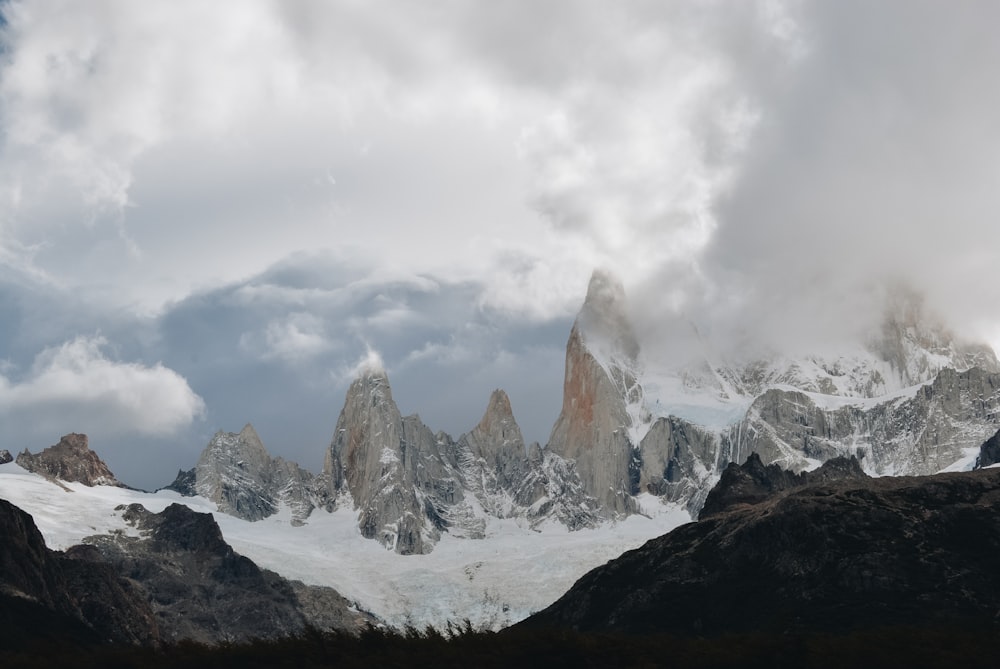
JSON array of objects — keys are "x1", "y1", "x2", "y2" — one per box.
[
  {"x1": 547, "y1": 271, "x2": 642, "y2": 516},
  {"x1": 325, "y1": 369, "x2": 476, "y2": 554},
  {"x1": 576, "y1": 269, "x2": 639, "y2": 363},
  {"x1": 194, "y1": 425, "x2": 279, "y2": 521},
  {"x1": 464, "y1": 389, "x2": 527, "y2": 486},
  {"x1": 474, "y1": 390, "x2": 524, "y2": 449}
]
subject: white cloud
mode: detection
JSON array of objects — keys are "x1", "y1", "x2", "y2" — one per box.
[
  {"x1": 0, "y1": 0, "x2": 793, "y2": 321},
  {"x1": 333, "y1": 347, "x2": 385, "y2": 386},
  {"x1": 0, "y1": 335, "x2": 205, "y2": 436},
  {"x1": 240, "y1": 312, "x2": 336, "y2": 363}
]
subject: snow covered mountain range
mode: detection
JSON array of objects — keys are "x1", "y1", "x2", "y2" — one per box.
[
  {"x1": 167, "y1": 269, "x2": 1000, "y2": 543},
  {"x1": 3, "y1": 269, "x2": 999, "y2": 631}
]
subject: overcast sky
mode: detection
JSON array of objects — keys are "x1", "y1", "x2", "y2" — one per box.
[{"x1": 2, "y1": 1, "x2": 1000, "y2": 489}]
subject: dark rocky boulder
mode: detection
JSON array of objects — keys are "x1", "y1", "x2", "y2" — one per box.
[
  {"x1": 523, "y1": 467, "x2": 1000, "y2": 637},
  {"x1": 976, "y1": 428, "x2": 1000, "y2": 468},
  {"x1": 0, "y1": 449, "x2": 11, "y2": 465}
]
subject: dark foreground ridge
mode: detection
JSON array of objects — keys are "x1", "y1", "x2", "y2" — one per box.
[
  {"x1": 523, "y1": 461, "x2": 1000, "y2": 637},
  {"x1": 0, "y1": 498, "x2": 371, "y2": 651},
  {"x1": 6, "y1": 459, "x2": 1000, "y2": 667}
]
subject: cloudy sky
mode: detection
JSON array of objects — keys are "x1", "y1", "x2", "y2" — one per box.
[{"x1": 2, "y1": 1, "x2": 999, "y2": 489}]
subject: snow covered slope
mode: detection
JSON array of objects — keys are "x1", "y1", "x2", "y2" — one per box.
[{"x1": 0, "y1": 460, "x2": 689, "y2": 630}]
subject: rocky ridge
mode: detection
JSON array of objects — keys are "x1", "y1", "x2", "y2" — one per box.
[
  {"x1": 322, "y1": 369, "x2": 599, "y2": 554},
  {"x1": 16, "y1": 433, "x2": 123, "y2": 487},
  {"x1": 86, "y1": 502, "x2": 371, "y2": 643},
  {"x1": 699, "y1": 451, "x2": 867, "y2": 518},
  {"x1": 160, "y1": 270, "x2": 1000, "y2": 553},
  {"x1": 0, "y1": 496, "x2": 371, "y2": 647}
]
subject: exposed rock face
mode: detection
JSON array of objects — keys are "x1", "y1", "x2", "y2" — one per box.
[
  {"x1": 324, "y1": 369, "x2": 479, "y2": 554},
  {"x1": 15, "y1": 434, "x2": 123, "y2": 487},
  {"x1": 323, "y1": 372, "x2": 601, "y2": 553},
  {"x1": 637, "y1": 416, "x2": 719, "y2": 515},
  {"x1": 976, "y1": 428, "x2": 1000, "y2": 468},
  {"x1": 86, "y1": 502, "x2": 372, "y2": 643},
  {"x1": 558, "y1": 275, "x2": 1000, "y2": 518},
  {"x1": 872, "y1": 284, "x2": 1000, "y2": 387},
  {"x1": 0, "y1": 449, "x2": 11, "y2": 465},
  {"x1": 0, "y1": 498, "x2": 158, "y2": 645},
  {"x1": 700, "y1": 452, "x2": 867, "y2": 518},
  {"x1": 195, "y1": 424, "x2": 277, "y2": 520},
  {"x1": 462, "y1": 389, "x2": 530, "y2": 501},
  {"x1": 547, "y1": 270, "x2": 642, "y2": 516},
  {"x1": 459, "y1": 390, "x2": 600, "y2": 530},
  {"x1": 727, "y1": 366, "x2": 1000, "y2": 477},
  {"x1": 524, "y1": 466, "x2": 1000, "y2": 636},
  {"x1": 170, "y1": 424, "x2": 325, "y2": 525}
]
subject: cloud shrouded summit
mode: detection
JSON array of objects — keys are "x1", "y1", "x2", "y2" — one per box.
[{"x1": 0, "y1": 1, "x2": 998, "y2": 488}]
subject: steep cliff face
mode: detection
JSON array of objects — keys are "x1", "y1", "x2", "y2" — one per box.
[
  {"x1": 727, "y1": 366, "x2": 1000, "y2": 477},
  {"x1": 324, "y1": 368, "x2": 478, "y2": 554},
  {"x1": 547, "y1": 270, "x2": 643, "y2": 516},
  {"x1": 15, "y1": 433, "x2": 123, "y2": 487},
  {"x1": 637, "y1": 416, "x2": 719, "y2": 515}
]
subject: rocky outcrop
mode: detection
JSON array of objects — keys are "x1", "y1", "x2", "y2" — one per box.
[
  {"x1": 976, "y1": 428, "x2": 1000, "y2": 468},
  {"x1": 167, "y1": 424, "x2": 326, "y2": 525},
  {"x1": 15, "y1": 434, "x2": 123, "y2": 487},
  {"x1": 85, "y1": 502, "x2": 372, "y2": 643},
  {"x1": 523, "y1": 466, "x2": 1000, "y2": 636},
  {"x1": 547, "y1": 270, "x2": 643, "y2": 516},
  {"x1": 700, "y1": 452, "x2": 867, "y2": 518},
  {"x1": 0, "y1": 498, "x2": 158, "y2": 645},
  {"x1": 0, "y1": 449, "x2": 11, "y2": 465}
]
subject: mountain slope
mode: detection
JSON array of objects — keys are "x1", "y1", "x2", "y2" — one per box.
[{"x1": 523, "y1": 464, "x2": 1000, "y2": 636}]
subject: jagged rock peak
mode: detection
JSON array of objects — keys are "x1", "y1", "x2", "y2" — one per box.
[
  {"x1": 0, "y1": 448, "x2": 12, "y2": 465},
  {"x1": 546, "y1": 270, "x2": 642, "y2": 517},
  {"x1": 576, "y1": 268, "x2": 639, "y2": 362},
  {"x1": 474, "y1": 389, "x2": 523, "y2": 446},
  {"x1": 15, "y1": 433, "x2": 123, "y2": 487},
  {"x1": 194, "y1": 424, "x2": 279, "y2": 522},
  {"x1": 874, "y1": 282, "x2": 1000, "y2": 380}
]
